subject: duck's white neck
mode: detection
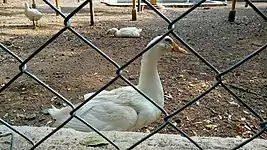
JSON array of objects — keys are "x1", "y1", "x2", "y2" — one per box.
[{"x1": 137, "y1": 54, "x2": 164, "y2": 107}]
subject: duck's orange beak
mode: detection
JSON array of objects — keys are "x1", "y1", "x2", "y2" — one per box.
[{"x1": 172, "y1": 42, "x2": 188, "y2": 54}]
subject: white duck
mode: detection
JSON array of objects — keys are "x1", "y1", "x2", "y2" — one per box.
[
  {"x1": 48, "y1": 36, "x2": 188, "y2": 132},
  {"x1": 107, "y1": 27, "x2": 142, "y2": 38},
  {"x1": 24, "y1": 2, "x2": 43, "y2": 28}
]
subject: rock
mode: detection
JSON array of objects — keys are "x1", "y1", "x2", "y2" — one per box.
[{"x1": 1, "y1": 126, "x2": 267, "y2": 149}]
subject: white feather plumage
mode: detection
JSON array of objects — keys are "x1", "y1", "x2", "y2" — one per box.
[
  {"x1": 24, "y1": 2, "x2": 43, "y2": 27},
  {"x1": 48, "y1": 36, "x2": 188, "y2": 132},
  {"x1": 107, "y1": 27, "x2": 142, "y2": 38}
]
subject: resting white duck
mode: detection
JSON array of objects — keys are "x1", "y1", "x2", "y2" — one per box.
[
  {"x1": 48, "y1": 36, "x2": 188, "y2": 132},
  {"x1": 24, "y1": 2, "x2": 43, "y2": 28},
  {"x1": 107, "y1": 27, "x2": 142, "y2": 38}
]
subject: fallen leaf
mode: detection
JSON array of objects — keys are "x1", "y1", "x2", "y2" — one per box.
[
  {"x1": 205, "y1": 124, "x2": 217, "y2": 130},
  {"x1": 192, "y1": 130, "x2": 197, "y2": 136},
  {"x1": 243, "y1": 110, "x2": 250, "y2": 114},
  {"x1": 144, "y1": 129, "x2": 150, "y2": 133},
  {"x1": 80, "y1": 136, "x2": 109, "y2": 147},
  {"x1": 188, "y1": 83, "x2": 194, "y2": 87},
  {"x1": 164, "y1": 93, "x2": 173, "y2": 100},
  {"x1": 229, "y1": 101, "x2": 239, "y2": 106},
  {"x1": 45, "y1": 120, "x2": 53, "y2": 126},
  {"x1": 51, "y1": 96, "x2": 57, "y2": 101}
]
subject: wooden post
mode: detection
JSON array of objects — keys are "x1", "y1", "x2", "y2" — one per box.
[
  {"x1": 150, "y1": 0, "x2": 156, "y2": 5},
  {"x1": 132, "y1": 0, "x2": 137, "y2": 21},
  {"x1": 231, "y1": 0, "x2": 236, "y2": 11},
  {"x1": 149, "y1": 0, "x2": 164, "y2": 9},
  {"x1": 137, "y1": 0, "x2": 141, "y2": 12},
  {"x1": 32, "y1": 0, "x2": 36, "y2": 8},
  {"x1": 55, "y1": 0, "x2": 60, "y2": 9},
  {"x1": 89, "y1": 1, "x2": 94, "y2": 26},
  {"x1": 3, "y1": 0, "x2": 7, "y2": 3},
  {"x1": 55, "y1": 0, "x2": 60, "y2": 16},
  {"x1": 228, "y1": 0, "x2": 237, "y2": 22}
]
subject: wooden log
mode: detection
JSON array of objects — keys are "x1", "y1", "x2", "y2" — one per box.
[{"x1": 89, "y1": 1, "x2": 94, "y2": 26}]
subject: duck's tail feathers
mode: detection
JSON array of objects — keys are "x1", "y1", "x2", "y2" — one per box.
[
  {"x1": 48, "y1": 105, "x2": 61, "y2": 119},
  {"x1": 48, "y1": 105, "x2": 72, "y2": 120},
  {"x1": 48, "y1": 105, "x2": 92, "y2": 132}
]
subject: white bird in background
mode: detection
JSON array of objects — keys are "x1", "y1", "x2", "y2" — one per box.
[
  {"x1": 24, "y1": 2, "x2": 43, "y2": 28},
  {"x1": 48, "y1": 36, "x2": 188, "y2": 132},
  {"x1": 107, "y1": 27, "x2": 142, "y2": 38}
]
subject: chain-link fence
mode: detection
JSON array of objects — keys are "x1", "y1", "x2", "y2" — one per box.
[{"x1": 1, "y1": 0, "x2": 267, "y2": 149}]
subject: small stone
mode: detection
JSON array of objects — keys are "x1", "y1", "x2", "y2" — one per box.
[
  {"x1": 178, "y1": 74, "x2": 184, "y2": 78},
  {"x1": 241, "y1": 118, "x2": 246, "y2": 121}
]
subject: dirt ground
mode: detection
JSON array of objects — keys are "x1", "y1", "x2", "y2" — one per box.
[{"x1": 1, "y1": 0, "x2": 267, "y2": 140}]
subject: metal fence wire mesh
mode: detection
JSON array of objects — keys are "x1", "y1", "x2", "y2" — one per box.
[{"x1": 1, "y1": 0, "x2": 267, "y2": 149}]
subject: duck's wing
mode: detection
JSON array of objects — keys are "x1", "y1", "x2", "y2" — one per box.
[
  {"x1": 84, "y1": 86, "x2": 135, "y2": 101},
  {"x1": 118, "y1": 29, "x2": 141, "y2": 37},
  {"x1": 60, "y1": 100, "x2": 138, "y2": 132},
  {"x1": 27, "y1": 9, "x2": 43, "y2": 16},
  {"x1": 120, "y1": 27, "x2": 138, "y2": 30},
  {"x1": 51, "y1": 86, "x2": 139, "y2": 131},
  {"x1": 83, "y1": 90, "x2": 109, "y2": 101}
]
